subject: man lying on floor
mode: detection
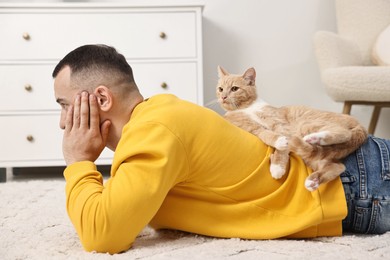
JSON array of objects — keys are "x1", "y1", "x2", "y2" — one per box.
[{"x1": 52, "y1": 44, "x2": 390, "y2": 254}]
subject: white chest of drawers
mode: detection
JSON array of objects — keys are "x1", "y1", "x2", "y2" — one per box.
[{"x1": 0, "y1": 2, "x2": 204, "y2": 181}]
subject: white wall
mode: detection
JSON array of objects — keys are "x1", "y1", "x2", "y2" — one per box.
[
  {"x1": 200, "y1": 0, "x2": 389, "y2": 138},
  {"x1": 6, "y1": 0, "x2": 389, "y2": 138},
  {"x1": 202, "y1": 0, "x2": 336, "y2": 109}
]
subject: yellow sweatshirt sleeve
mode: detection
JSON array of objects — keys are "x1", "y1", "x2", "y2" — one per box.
[{"x1": 64, "y1": 121, "x2": 189, "y2": 254}]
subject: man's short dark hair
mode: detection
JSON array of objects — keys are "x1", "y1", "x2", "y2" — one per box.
[{"x1": 52, "y1": 44, "x2": 138, "y2": 93}]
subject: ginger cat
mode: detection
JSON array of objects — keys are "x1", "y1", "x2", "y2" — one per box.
[{"x1": 216, "y1": 66, "x2": 368, "y2": 191}]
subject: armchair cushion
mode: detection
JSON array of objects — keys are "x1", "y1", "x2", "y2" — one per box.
[
  {"x1": 322, "y1": 66, "x2": 390, "y2": 102},
  {"x1": 372, "y1": 24, "x2": 390, "y2": 66}
]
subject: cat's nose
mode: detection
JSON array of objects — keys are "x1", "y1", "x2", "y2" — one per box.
[{"x1": 222, "y1": 96, "x2": 227, "y2": 100}]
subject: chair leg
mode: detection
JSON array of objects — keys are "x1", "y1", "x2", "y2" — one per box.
[
  {"x1": 0, "y1": 168, "x2": 6, "y2": 183},
  {"x1": 342, "y1": 102, "x2": 352, "y2": 114},
  {"x1": 368, "y1": 106, "x2": 381, "y2": 135}
]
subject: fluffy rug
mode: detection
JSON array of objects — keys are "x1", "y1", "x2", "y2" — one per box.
[{"x1": 1, "y1": 180, "x2": 390, "y2": 260}]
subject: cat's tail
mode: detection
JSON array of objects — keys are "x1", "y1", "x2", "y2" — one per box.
[{"x1": 347, "y1": 124, "x2": 368, "y2": 153}]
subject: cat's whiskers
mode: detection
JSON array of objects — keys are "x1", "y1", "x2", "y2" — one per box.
[
  {"x1": 231, "y1": 98, "x2": 240, "y2": 110},
  {"x1": 204, "y1": 98, "x2": 219, "y2": 109}
]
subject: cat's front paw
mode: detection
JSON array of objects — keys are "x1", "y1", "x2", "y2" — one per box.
[
  {"x1": 303, "y1": 131, "x2": 329, "y2": 145},
  {"x1": 305, "y1": 177, "x2": 320, "y2": 191},
  {"x1": 270, "y1": 165, "x2": 286, "y2": 179},
  {"x1": 275, "y1": 136, "x2": 288, "y2": 150}
]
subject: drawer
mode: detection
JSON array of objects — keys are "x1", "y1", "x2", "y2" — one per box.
[
  {"x1": 0, "y1": 11, "x2": 197, "y2": 60},
  {"x1": 0, "y1": 114, "x2": 113, "y2": 163},
  {"x1": 0, "y1": 114, "x2": 64, "y2": 162},
  {"x1": 0, "y1": 62, "x2": 200, "y2": 112},
  {"x1": 132, "y1": 62, "x2": 200, "y2": 104},
  {"x1": 0, "y1": 64, "x2": 58, "y2": 111}
]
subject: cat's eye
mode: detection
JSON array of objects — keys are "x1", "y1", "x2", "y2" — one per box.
[
  {"x1": 218, "y1": 87, "x2": 223, "y2": 92},
  {"x1": 231, "y1": 86, "x2": 239, "y2": 92}
]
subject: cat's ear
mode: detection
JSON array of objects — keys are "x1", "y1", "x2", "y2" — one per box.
[
  {"x1": 243, "y1": 67, "x2": 256, "y2": 86},
  {"x1": 218, "y1": 66, "x2": 229, "y2": 78}
]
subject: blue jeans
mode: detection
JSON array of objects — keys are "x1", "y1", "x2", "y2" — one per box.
[{"x1": 341, "y1": 135, "x2": 390, "y2": 234}]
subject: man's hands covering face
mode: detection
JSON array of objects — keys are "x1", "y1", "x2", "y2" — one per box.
[{"x1": 62, "y1": 91, "x2": 111, "y2": 165}]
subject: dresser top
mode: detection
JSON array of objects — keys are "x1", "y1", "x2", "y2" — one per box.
[{"x1": 0, "y1": 1, "x2": 205, "y2": 9}]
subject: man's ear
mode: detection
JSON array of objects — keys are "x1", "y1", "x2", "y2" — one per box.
[{"x1": 93, "y1": 85, "x2": 113, "y2": 112}]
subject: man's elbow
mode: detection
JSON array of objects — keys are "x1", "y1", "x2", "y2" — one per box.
[{"x1": 81, "y1": 234, "x2": 134, "y2": 254}]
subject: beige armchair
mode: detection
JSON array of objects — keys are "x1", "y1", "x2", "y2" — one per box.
[{"x1": 313, "y1": 0, "x2": 390, "y2": 134}]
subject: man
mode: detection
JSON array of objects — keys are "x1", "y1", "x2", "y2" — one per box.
[{"x1": 53, "y1": 44, "x2": 390, "y2": 254}]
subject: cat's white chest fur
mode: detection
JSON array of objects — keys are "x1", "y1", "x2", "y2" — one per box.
[{"x1": 240, "y1": 100, "x2": 268, "y2": 124}]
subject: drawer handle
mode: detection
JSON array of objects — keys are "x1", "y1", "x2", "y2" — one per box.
[
  {"x1": 24, "y1": 84, "x2": 33, "y2": 92},
  {"x1": 26, "y1": 135, "x2": 34, "y2": 142},
  {"x1": 161, "y1": 82, "x2": 168, "y2": 89},
  {"x1": 22, "y1": 32, "x2": 31, "y2": 41},
  {"x1": 159, "y1": 32, "x2": 167, "y2": 39}
]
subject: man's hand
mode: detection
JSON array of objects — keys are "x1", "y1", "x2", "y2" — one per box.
[{"x1": 63, "y1": 91, "x2": 111, "y2": 165}]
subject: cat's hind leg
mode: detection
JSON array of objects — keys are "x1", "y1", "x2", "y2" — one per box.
[
  {"x1": 270, "y1": 149, "x2": 290, "y2": 179},
  {"x1": 305, "y1": 161, "x2": 345, "y2": 191},
  {"x1": 303, "y1": 127, "x2": 352, "y2": 146}
]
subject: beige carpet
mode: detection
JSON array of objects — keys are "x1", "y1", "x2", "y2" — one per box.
[{"x1": 1, "y1": 179, "x2": 390, "y2": 260}]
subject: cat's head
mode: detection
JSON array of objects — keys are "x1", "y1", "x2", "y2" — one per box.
[{"x1": 216, "y1": 66, "x2": 258, "y2": 111}]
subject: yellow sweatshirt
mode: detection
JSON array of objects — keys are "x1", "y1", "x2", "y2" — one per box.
[{"x1": 64, "y1": 94, "x2": 347, "y2": 254}]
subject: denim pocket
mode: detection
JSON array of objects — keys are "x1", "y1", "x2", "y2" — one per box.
[
  {"x1": 372, "y1": 137, "x2": 390, "y2": 180},
  {"x1": 353, "y1": 206, "x2": 371, "y2": 233},
  {"x1": 349, "y1": 199, "x2": 378, "y2": 234},
  {"x1": 345, "y1": 198, "x2": 390, "y2": 234}
]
